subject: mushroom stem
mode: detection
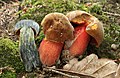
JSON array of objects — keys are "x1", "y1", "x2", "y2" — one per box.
[
  {"x1": 39, "y1": 39, "x2": 64, "y2": 66},
  {"x1": 19, "y1": 27, "x2": 40, "y2": 72},
  {"x1": 69, "y1": 23, "x2": 91, "y2": 56}
]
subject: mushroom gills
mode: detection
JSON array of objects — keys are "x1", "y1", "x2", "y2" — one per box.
[
  {"x1": 69, "y1": 22, "x2": 91, "y2": 56},
  {"x1": 39, "y1": 39, "x2": 63, "y2": 66}
]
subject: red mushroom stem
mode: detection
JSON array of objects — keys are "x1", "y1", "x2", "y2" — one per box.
[
  {"x1": 39, "y1": 39, "x2": 64, "y2": 66},
  {"x1": 69, "y1": 22, "x2": 91, "y2": 56}
]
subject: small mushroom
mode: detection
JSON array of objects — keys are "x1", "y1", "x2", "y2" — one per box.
[
  {"x1": 39, "y1": 13, "x2": 74, "y2": 66},
  {"x1": 66, "y1": 10, "x2": 104, "y2": 56},
  {"x1": 15, "y1": 20, "x2": 40, "y2": 72}
]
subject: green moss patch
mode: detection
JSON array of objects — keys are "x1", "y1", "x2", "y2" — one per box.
[{"x1": 0, "y1": 38, "x2": 24, "y2": 75}]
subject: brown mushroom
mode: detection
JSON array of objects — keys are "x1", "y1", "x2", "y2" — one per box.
[
  {"x1": 39, "y1": 13, "x2": 74, "y2": 66},
  {"x1": 66, "y1": 10, "x2": 104, "y2": 56}
]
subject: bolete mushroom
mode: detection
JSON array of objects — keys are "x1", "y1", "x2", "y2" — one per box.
[
  {"x1": 39, "y1": 13, "x2": 74, "y2": 66},
  {"x1": 66, "y1": 10, "x2": 104, "y2": 56},
  {"x1": 15, "y1": 20, "x2": 40, "y2": 72}
]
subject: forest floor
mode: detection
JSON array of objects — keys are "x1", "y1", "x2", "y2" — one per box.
[{"x1": 0, "y1": 0, "x2": 120, "y2": 78}]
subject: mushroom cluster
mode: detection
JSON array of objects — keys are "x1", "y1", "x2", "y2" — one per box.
[
  {"x1": 15, "y1": 10, "x2": 104, "y2": 70},
  {"x1": 39, "y1": 10, "x2": 104, "y2": 66}
]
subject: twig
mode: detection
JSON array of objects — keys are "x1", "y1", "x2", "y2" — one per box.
[
  {"x1": 103, "y1": 11, "x2": 120, "y2": 17},
  {"x1": 45, "y1": 67, "x2": 95, "y2": 78},
  {"x1": 44, "y1": 67, "x2": 80, "y2": 78}
]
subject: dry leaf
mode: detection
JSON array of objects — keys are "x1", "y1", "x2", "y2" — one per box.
[
  {"x1": 63, "y1": 54, "x2": 118, "y2": 78},
  {"x1": 115, "y1": 63, "x2": 120, "y2": 78}
]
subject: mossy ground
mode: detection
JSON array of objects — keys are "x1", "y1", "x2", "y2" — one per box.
[
  {"x1": 0, "y1": 38, "x2": 24, "y2": 78},
  {"x1": 0, "y1": 0, "x2": 120, "y2": 77}
]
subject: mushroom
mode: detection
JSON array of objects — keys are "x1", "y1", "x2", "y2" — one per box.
[
  {"x1": 39, "y1": 13, "x2": 74, "y2": 66},
  {"x1": 15, "y1": 20, "x2": 40, "y2": 72},
  {"x1": 66, "y1": 10, "x2": 104, "y2": 56}
]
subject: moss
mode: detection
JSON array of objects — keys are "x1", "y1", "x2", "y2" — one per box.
[
  {"x1": 18, "y1": 0, "x2": 92, "y2": 23},
  {"x1": 0, "y1": 38, "x2": 24, "y2": 74},
  {"x1": 89, "y1": 3, "x2": 103, "y2": 14},
  {"x1": 0, "y1": 70, "x2": 16, "y2": 78}
]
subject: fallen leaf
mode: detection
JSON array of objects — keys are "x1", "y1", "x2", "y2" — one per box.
[
  {"x1": 63, "y1": 54, "x2": 118, "y2": 78},
  {"x1": 115, "y1": 63, "x2": 120, "y2": 78}
]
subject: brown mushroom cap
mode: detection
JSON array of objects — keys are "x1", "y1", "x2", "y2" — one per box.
[
  {"x1": 41, "y1": 13, "x2": 74, "y2": 43},
  {"x1": 66, "y1": 10, "x2": 104, "y2": 47}
]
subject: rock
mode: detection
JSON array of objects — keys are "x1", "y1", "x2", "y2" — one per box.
[{"x1": 111, "y1": 44, "x2": 119, "y2": 50}]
